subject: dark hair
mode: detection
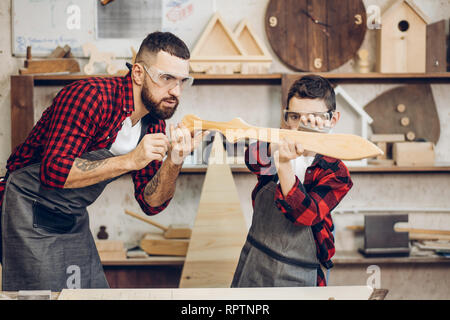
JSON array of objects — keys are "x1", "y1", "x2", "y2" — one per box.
[
  {"x1": 286, "y1": 75, "x2": 336, "y2": 112},
  {"x1": 136, "y1": 31, "x2": 190, "y2": 61}
]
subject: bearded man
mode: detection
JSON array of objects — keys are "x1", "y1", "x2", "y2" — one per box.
[{"x1": 0, "y1": 32, "x2": 202, "y2": 291}]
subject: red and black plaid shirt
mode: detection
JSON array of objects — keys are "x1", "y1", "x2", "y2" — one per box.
[
  {"x1": 245, "y1": 141, "x2": 353, "y2": 286},
  {"x1": 0, "y1": 74, "x2": 170, "y2": 216}
]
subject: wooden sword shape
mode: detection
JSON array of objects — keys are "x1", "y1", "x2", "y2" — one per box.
[{"x1": 181, "y1": 114, "x2": 383, "y2": 161}]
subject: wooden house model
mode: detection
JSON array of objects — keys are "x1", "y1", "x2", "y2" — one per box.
[{"x1": 377, "y1": 0, "x2": 430, "y2": 73}]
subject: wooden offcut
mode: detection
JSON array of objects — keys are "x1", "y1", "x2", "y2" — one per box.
[
  {"x1": 10, "y1": 76, "x2": 34, "y2": 150},
  {"x1": 179, "y1": 134, "x2": 248, "y2": 288},
  {"x1": 370, "y1": 134, "x2": 405, "y2": 143},
  {"x1": 181, "y1": 114, "x2": 383, "y2": 161},
  {"x1": 426, "y1": 20, "x2": 447, "y2": 73},
  {"x1": 140, "y1": 233, "x2": 189, "y2": 257},
  {"x1": 95, "y1": 240, "x2": 127, "y2": 261},
  {"x1": 393, "y1": 142, "x2": 435, "y2": 166}
]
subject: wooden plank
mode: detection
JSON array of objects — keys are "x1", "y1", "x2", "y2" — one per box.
[
  {"x1": 393, "y1": 142, "x2": 435, "y2": 166},
  {"x1": 182, "y1": 115, "x2": 383, "y2": 161},
  {"x1": 179, "y1": 134, "x2": 248, "y2": 288},
  {"x1": 95, "y1": 240, "x2": 124, "y2": 252},
  {"x1": 48, "y1": 45, "x2": 71, "y2": 58},
  {"x1": 426, "y1": 20, "x2": 447, "y2": 72},
  {"x1": 140, "y1": 233, "x2": 189, "y2": 257},
  {"x1": 370, "y1": 134, "x2": 405, "y2": 143},
  {"x1": 10, "y1": 75, "x2": 35, "y2": 150},
  {"x1": 58, "y1": 286, "x2": 374, "y2": 300},
  {"x1": 21, "y1": 58, "x2": 80, "y2": 74}
]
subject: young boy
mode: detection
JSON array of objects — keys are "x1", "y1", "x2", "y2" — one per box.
[{"x1": 231, "y1": 75, "x2": 353, "y2": 287}]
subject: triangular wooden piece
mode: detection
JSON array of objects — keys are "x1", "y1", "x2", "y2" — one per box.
[
  {"x1": 191, "y1": 13, "x2": 245, "y2": 58},
  {"x1": 234, "y1": 19, "x2": 271, "y2": 59},
  {"x1": 179, "y1": 134, "x2": 247, "y2": 288}
]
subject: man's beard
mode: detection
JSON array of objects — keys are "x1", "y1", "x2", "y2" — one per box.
[{"x1": 141, "y1": 80, "x2": 179, "y2": 120}]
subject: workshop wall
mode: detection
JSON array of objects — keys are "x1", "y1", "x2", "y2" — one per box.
[{"x1": 1, "y1": 0, "x2": 450, "y2": 266}]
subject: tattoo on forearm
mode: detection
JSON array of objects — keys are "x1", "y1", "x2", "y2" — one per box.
[
  {"x1": 145, "y1": 170, "x2": 161, "y2": 197},
  {"x1": 74, "y1": 158, "x2": 109, "y2": 172}
]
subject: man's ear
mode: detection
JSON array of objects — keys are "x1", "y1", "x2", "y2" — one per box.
[
  {"x1": 331, "y1": 111, "x2": 340, "y2": 127},
  {"x1": 132, "y1": 64, "x2": 145, "y2": 86}
]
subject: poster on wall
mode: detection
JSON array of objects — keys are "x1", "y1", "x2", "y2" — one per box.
[
  {"x1": 12, "y1": 0, "x2": 162, "y2": 58},
  {"x1": 12, "y1": 0, "x2": 216, "y2": 57},
  {"x1": 161, "y1": 0, "x2": 215, "y2": 49}
]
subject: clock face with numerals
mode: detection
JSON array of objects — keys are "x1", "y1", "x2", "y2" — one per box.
[{"x1": 265, "y1": 0, "x2": 367, "y2": 72}]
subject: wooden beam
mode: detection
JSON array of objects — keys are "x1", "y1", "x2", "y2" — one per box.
[{"x1": 10, "y1": 75, "x2": 35, "y2": 150}]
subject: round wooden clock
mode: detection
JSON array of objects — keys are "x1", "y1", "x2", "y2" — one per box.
[{"x1": 265, "y1": 0, "x2": 367, "y2": 72}]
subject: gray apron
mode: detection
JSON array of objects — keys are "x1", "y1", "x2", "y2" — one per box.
[
  {"x1": 1, "y1": 114, "x2": 154, "y2": 291},
  {"x1": 231, "y1": 181, "x2": 320, "y2": 287}
]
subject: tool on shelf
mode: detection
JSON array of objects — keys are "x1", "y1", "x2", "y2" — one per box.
[{"x1": 124, "y1": 209, "x2": 191, "y2": 239}]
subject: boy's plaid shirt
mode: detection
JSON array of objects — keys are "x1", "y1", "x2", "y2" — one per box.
[
  {"x1": 0, "y1": 74, "x2": 170, "y2": 216},
  {"x1": 245, "y1": 141, "x2": 353, "y2": 286}
]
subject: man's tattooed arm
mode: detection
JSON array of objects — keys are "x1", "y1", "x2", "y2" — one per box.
[
  {"x1": 63, "y1": 155, "x2": 131, "y2": 189},
  {"x1": 145, "y1": 169, "x2": 161, "y2": 197},
  {"x1": 143, "y1": 160, "x2": 182, "y2": 207},
  {"x1": 73, "y1": 158, "x2": 109, "y2": 172}
]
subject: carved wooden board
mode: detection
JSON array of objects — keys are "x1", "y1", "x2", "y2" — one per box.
[
  {"x1": 265, "y1": 0, "x2": 366, "y2": 71},
  {"x1": 364, "y1": 85, "x2": 440, "y2": 144},
  {"x1": 178, "y1": 134, "x2": 248, "y2": 288}
]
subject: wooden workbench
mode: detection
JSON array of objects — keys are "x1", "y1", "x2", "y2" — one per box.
[{"x1": 0, "y1": 287, "x2": 388, "y2": 300}]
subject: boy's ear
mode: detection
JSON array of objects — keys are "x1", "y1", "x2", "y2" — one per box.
[{"x1": 331, "y1": 111, "x2": 340, "y2": 127}]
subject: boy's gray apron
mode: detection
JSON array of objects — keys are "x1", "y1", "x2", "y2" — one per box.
[
  {"x1": 1, "y1": 114, "x2": 154, "y2": 291},
  {"x1": 231, "y1": 181, "x2": 320, "y2": 287}
]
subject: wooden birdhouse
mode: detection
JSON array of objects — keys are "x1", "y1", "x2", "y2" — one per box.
[
  {"x1": 190, "y1": 13, "x2": 272, "y2": 74},
  {"x1": 377, "y1": 0, "x2": 430, "y2": 73},
  {"x1": 333, "y1": 86, "x2": 374, "y2": 167}
]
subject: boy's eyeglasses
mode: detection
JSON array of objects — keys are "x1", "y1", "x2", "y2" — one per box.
[
  {"x1": 139, "y1": 63, "x2": 194, "y2": 90},
  {"x1": 283, "y1": 110, "x2": 333, "y2": 123}
]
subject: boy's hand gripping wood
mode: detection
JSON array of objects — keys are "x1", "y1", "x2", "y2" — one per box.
[{"x1": 182, "y1": 114, "x2": 383, "y2": 160}]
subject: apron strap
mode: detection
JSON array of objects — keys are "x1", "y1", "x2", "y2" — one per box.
[
  {"x1": 138, "y1": 113, "x2": 157, "y2": 142},
  {"x1": 247, "y1": 234, "x2": 320, "y2": 269}
]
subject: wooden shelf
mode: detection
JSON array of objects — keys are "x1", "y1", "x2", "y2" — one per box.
[
  {"x1": 349, "y1": 165, "x2": 450, "y2": 173},
  {"x1": 333, "y1": 250, "x2": 450, "y2": 265},
  {"x1": 101, "y1": 256, "x2": 185, "y2": 266},
  {"x1": 26, "y1": 72, "x2": 450, "y2": 86},
  {"x1": 100, "y1": 251, "x2": 450, "y2": 267},
  {"x1": 180, "y1": 165, "x2": 450, "y2": 174}
]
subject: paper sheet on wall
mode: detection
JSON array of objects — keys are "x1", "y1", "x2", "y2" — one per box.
[{"x1": 161, "y1": 0, "x2": 215, "y2": 49}]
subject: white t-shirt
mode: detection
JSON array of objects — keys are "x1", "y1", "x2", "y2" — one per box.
[
  {"x1": 109, "y1": 117, "x2": 142, "y2": 156},
  {"x1": 291, "y1": 155, "x2": 315, "y2": 183}
]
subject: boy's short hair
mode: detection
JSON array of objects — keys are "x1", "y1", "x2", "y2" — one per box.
[
  {"x1": 287, "y1": 75, "x2": 336, "y2": 112},
  {"x1": 136, "y1": 31, "x2": 190, "y2": 61}
]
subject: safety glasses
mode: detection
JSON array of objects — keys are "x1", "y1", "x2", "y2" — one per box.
[
  {"x1": 140, "y1": 64, "x2": 194, "y2": 90},
  {"x1": 283, "y1": 109, "x2": 334, "y2": 133},
  {"x1": 283, "y1": 110, "x2": 333, "y2": 123}
]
